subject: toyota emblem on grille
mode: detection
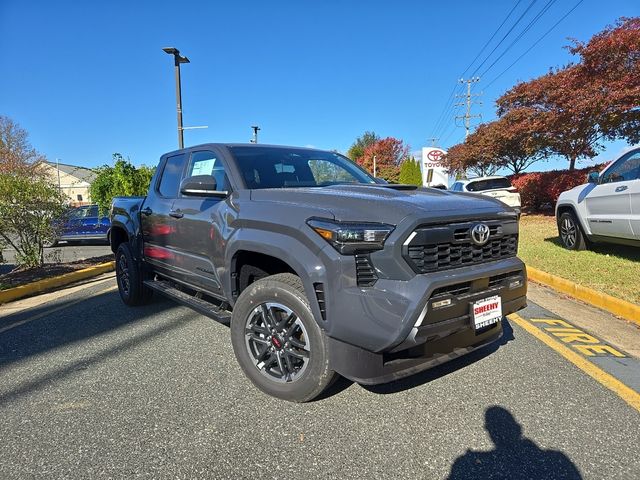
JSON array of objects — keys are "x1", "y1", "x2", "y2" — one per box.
[{"x1": 471, "y1": 223, "x2": 490, "y2": 246}]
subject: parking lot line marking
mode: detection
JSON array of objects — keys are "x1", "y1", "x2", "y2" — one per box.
[
  {"x1": 508, "y1": 313, "x2": 640, "y2": 412},
  {"x1": 0, "y1": 284, "x2": 117, "y2": 334}
]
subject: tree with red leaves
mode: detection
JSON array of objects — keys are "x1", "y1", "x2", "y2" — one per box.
[
  {"x1": 356, "y1": 137, "x2": 410, "y2": 182},
  {"x1": 497, "y1": 17, "x2": 640, "y2": 170}
]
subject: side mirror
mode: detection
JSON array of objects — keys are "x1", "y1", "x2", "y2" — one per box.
[
  {"x1": 587, "y1": 171, "x2": 599, "y2": 184},
  {"x1": 180, "y1": 175, "x2": 227, "y2": 197}
]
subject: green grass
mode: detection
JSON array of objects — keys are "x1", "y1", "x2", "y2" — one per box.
[{"x1": 518, "y1": 215, "x2": 640, "y2": 305}]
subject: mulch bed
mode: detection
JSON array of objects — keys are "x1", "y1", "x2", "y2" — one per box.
[{"x1": 0, "y1": 255, "x2": 114, "y2": 290}]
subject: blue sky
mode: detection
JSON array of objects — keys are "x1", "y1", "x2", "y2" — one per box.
[{"x1": 1, "y1": 0, "x2": 637, "y2": 171}]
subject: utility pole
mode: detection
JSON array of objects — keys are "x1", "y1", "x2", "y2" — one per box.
[
  {"x1": 56, "y1": 158, "x2": 61, "y2": 192},
  {"x1": 373, "y1": 155, "x2": 377, "y2": 177},
  {"x1": 250, "y1": 125, "x2": 261, "y2": 144},
  {"x1": 455, "y1": 77, "x2": 482, "y2": 139}
]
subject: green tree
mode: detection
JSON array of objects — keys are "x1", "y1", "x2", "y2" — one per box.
[
  {"x1": 90, "y1": 154, "x2": 155, "y2": 214},
  {"x1": 399, "y1": 157, "x2": 422, "y2": 185},
  {"x1": 347, "y1": 131, "x2": 379, "y2": 161},
  {"x1": 0, "y1": 174, "x2": 66, "y2": 268}
]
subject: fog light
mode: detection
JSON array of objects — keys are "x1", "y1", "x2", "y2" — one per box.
[
  {"x1": 432, "y1": 298, "x2": 452, "y2": 308},
  {"x1": 509, "y1": 279, "x2": 522, "y2": 289}
]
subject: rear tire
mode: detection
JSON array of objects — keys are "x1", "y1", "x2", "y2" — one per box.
[
  {"x1": 230, "y1": 273, "x2": 337, "y2": 402},
  {"x1": 558, "y1": 212, "x2": 589, "y2": 250},
  {"x1": 115, "y1": 242, "x2": 153, "y2": 306}
]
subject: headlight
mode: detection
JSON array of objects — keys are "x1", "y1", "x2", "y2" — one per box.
[{"x1": 306, "y1": 218, "x2": 394, "y2": 254}]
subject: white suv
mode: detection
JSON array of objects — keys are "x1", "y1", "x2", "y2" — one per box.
[
  {"x1": 450, "y1": 176, "x2": 521, "y2": 214},
  {"x1": 556, "y1": 147, "x2": 640, "y2": 250}
]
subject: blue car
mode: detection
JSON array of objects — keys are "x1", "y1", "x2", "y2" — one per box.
[{"x1": 46, "y1": 204, "x2": 110, "y2": 247}]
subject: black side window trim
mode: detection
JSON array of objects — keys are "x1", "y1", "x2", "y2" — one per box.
[
  {"x1": 156, "y1": 153, "x2": 188, "y2": 199},
  {"x1": 182, "y1": 148, "x2": 232, "y2": 196}
]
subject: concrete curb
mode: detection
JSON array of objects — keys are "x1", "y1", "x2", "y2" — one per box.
[
  {"x1": 0, "y1": 261, "x2": 115, "y2": 305},
  {"x1": 527, "y1": 266, "x2": 640, "y2": 325}
]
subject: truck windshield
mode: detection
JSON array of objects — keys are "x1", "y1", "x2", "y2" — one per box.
[{"x1": 229, "y1": 146, "x2": 377, "y2": 189}]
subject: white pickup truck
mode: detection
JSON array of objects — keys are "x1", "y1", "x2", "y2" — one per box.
[{"x1": 556, "y1": 147, "x2": 640, "y2": 250}]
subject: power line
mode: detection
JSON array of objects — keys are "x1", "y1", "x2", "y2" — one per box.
[
  {"x1": 470, "y1": 0, "x2": 539, "y2": 77},
  {"x1": 461, "y1": 0, "x2": 523, "y2": 77},
  {"x1": 430, "y1": 1, "x2": 522, "y2": 139},
  {"x1": 429, "y1": 1, "x2": 528, "y2": 140},
  {"x1": 432, "y1": 82, "x2": 465, "y2": 139},
  {"x1": 484, "y1": 0, "x2": 584, "y2": 90},
  {"x1": 478, "y1": 0, "x2": 558, "y2": 78}
]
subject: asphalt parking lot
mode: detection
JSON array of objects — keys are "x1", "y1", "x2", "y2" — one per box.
[{"x1": 1, "y1": 275, "x2": 638, "y2": 479}]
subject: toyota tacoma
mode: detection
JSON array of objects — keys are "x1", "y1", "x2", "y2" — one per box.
[{"x1": 109, "y1": 144, "x2": 527, "y2": 402}]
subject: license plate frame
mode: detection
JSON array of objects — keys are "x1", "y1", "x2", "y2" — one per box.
[{"x1": 471, "y1": 295, "x2": 502, "y2": 331}]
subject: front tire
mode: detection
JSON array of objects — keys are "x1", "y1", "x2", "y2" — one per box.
[
  {"x1": 558, "y1": 212, "x2": 589, "y2": 250},
  {"x1": 230, "y1": 273, "x2": 337, "y2": 402},
  {"x1": 115, "y1": 242, "x2": 153, "y2": 306}
]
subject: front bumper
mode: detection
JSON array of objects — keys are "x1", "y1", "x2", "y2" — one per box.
[
  {"x1": 321, "y1": 254, "x2": 527, "y2": 384},
  {"x1": 322, "y1": 255, "x2": 527, "y2": 353},
  {"x1": 328, "y1": 295, "x2": 524, "y2": 384}
]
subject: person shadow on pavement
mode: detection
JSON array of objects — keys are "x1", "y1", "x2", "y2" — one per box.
[{"x1": 447, "y1": 406, "x2": 582, "y2": 480}]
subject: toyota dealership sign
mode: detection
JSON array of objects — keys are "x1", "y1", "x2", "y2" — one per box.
[{"x1": 421, "y1": 147, "x2": 451, "y2": 188}]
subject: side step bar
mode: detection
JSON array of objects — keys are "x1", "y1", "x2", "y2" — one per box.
[{"x1": 144, "y1": 279, "x2": 232, "y2": 325}]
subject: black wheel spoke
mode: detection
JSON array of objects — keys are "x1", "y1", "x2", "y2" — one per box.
[
  {"x1": 286, "y1": 348, "x2": 309, "y2": 360},
  {"x1": 276, "y1": 312, "x2": 295, "y2": 331},
  {"x1": 260, "y1": 305, "x2": 276, "y2": 329},
  {"x1": 255, "y1": 344, "x2": 271, "y2": 363},
  {"x1": 246, "y1": 323, "x2": 269, "y2": 336},
  {"x1": 248, "y1": 334, "x2": 269, "y2": 346},
  {"x1": 289, "y1": 337, "x2": 308, "y2": 351},
  {"x1": 282, "y1": 352, "x2": 295, "y2": 379}
]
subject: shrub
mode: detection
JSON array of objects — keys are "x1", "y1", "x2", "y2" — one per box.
[{"x1": 511, "y1": 163, "x2": 608, "y2": 212}]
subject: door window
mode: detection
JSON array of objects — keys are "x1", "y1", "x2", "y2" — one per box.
[
  {"x1": 158, "y1": 153, "x2": 187, "y2": 198},
  {"x1": 601, "y1": 150, "x2": 640, "y2": 184},
  {"x1": 187, "y1": 151, "x2": 229, "y2": 191}
]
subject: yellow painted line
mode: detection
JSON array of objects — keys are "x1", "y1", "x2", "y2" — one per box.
[
  {"x1": 527, "y1": 266, "x2": 640, "y2": 326},
  {"x1": 0, "y1": 283, "x2": 118, "y2": 334},
  {"x1": 508, "y1": 313, "x2": 640, "y2": 412},
  {"x1": 0, "y1": 261, "x2": 115, "y2": 305}
]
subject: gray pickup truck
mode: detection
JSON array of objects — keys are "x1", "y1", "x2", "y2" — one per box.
[{"x1": 110, "y1": 143, "x2": 527, "y2": 402}]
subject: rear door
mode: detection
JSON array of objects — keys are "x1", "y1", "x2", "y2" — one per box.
[
  {"x1": 140, "y1": 153, "x2": 187, "y2": 274},
  {"x1": 169, "y1": 149, "x2": 231, "y2": 296},
  {"x1": 585, "y1": 150, "x2": 640, "y2": 239},
  {"x1": 77, "y1": 205, "x2": 103, "y2": 238}
]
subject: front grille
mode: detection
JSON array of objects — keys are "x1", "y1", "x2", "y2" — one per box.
[
  {"x1": 404, "y1": 220, "x2": 518, "y2": 274},
  {"x1": 355, "y1": 254, "x2": 377, "y2": 286},
  {"x1": 432, "y1": 282, "x2": 472, "y2": 298},
  {"x1": 488, "y1": 270, "x2": 522, "y2": 288}
]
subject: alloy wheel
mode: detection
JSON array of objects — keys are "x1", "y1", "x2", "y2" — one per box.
[
  {"x1": 560, "y1": 217, "x2": 577, "y2": 248},
  {"x1": 244, "y1": 302, "x2": 310, "y2": 383},
  {"x1": 117, "y1": 253, "x2": 131, "y2": 297}
]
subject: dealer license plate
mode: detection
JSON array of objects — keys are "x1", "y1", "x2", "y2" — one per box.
[{"x1": 471, "y1": 295, "x2": 502, "y2": 330}]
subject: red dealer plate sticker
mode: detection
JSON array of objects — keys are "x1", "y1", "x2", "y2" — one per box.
[{"x1": 471, "y1": 295, "x2": 502, "y2": 330}]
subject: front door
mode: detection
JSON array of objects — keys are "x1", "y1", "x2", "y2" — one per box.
[
  {"x1": 585, "y1": 150, "x2": 640, "y2": 240},
  {"x1": 170, "y1": 149, "x2": 231, "y2": 296},
  {"x1": 140, "y1": 152, "x2": 187, "y2": 274}
]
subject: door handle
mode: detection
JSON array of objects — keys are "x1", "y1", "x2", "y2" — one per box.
[
  {"x1": 141, "y1": 207, "x2": 153, "y2": 216},
  {"x1": 615, "y1": 185, "x2": 628, "y2": 192},
  {"x1": 169, "y1": 209, "x2": 184, "y2": 219}
]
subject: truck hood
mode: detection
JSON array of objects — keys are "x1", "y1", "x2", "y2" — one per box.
[{"x1": 250, "y1": 184, "x2": 509, "y2": 224}]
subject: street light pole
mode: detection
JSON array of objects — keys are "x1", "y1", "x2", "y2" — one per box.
[
  {"x1": 250, "y1": 125, "x2": 260, "y2": 144},
  {"x1": 162, "y1": 47, "x2": 190, "y2": 149}
]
